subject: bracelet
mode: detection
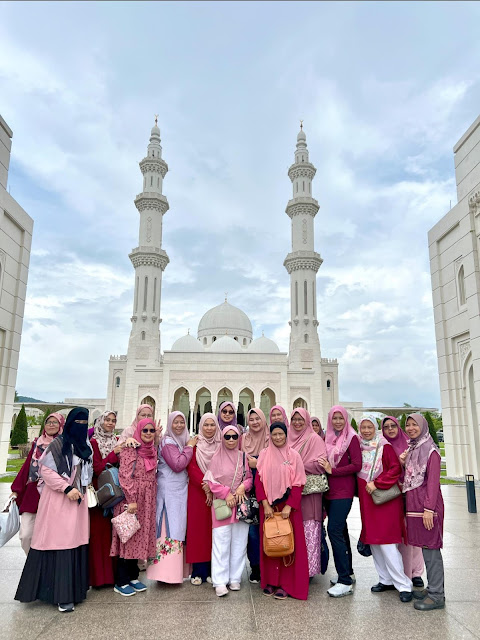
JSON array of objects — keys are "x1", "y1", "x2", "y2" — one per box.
[{"x1": 64, "y1": 486, "x2": 73, "y2": 495}]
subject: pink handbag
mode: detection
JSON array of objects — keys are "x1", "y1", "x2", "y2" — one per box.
[{"x1": 111, "y1": 509, "x2": 141, "y2": 544}]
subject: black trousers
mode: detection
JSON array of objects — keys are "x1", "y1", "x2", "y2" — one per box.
[
  {"x1": 116, "y1": 558, "x2": 139, "y2": 587},
  {"x1": 325, "y1": 498, "x2": 354, "y2": 585}
]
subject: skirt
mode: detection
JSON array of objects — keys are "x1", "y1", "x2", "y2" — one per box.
[
  {"x1": 146, "y1": 514, "x2": 185, "y2": 584},
  {"x1": 15, "y1": 544, "x2": 89, "y2": 605}
]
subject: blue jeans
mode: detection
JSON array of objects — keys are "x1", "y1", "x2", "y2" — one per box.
[
  {"x1": 325, "y1": 498, "x2": 354, "y2": 585},
  {"x1": 247, "y1": 523, "x2": 261, "y2": 570}
]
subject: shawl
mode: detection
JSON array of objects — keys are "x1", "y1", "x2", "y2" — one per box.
[
  {"x1": 92, "y1": 410, "x2": 118, "y2": 459},
  {"x1": 257, "y1": 422, "x2": 306, "y2": 504},
  {"x1": 311, "y1": 416, "x2": 325, "y2": 440},
  {"x1": 241, "y1": 408, "x2": 269, "y2": 457},
  {"x1": 382, "y1": 415, "x2": 409, "y2": 458},
  {"x1": 203, "y1": 425, "x2": 244, "y2": 491},
  {"x1": 288, "y1": 408, "x2": 327, "y2": 467},
  {"x1": 325, "y1": 405, "x2": 358, "y2": 468},
  {"x1": 161, "y1": 411, "x2": 189, "y2": 450},
  {"x1": 403, "y1": 413, "x2": 440, "y2": 493},
  {"x1": 357, "y1": 414, "x2": 389, "y2": 482},
  {"x1": 196, "y1": 412, "x2": 221, "y2": 473},
  {"x1": 133, "y1": 418, "x2": 158, "y2": 472},
  {"x1": 217, "y1": 401, "x2": 238, "y2": 430},
  {"x1": 28, "y1": 412, "x2": 65, "y2": 483},
  {"x1": 269, "y1": 405, "x2": 290, "y2": 429}
]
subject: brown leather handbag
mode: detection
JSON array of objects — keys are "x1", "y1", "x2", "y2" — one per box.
[{"x1": 263, "y1": 512, "x2": 294, "y2": 558}]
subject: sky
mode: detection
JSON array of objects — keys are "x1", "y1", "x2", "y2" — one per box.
[{"x1": 2, "y1": 1, "x2": 480, "y2": 407}]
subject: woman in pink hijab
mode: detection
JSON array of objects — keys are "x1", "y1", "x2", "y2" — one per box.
[
  {"x1": 118, "y1": 404, "x2": 162, "y2": 446},
  {"x1": 10, "y1": 412, "x2": 65, "y2": 554},
  {"x1": 186, "y1": 413, "x2": 221, "y2": 585},
  {"x1": 269, "y1": 405, "x2": 290, "y2": 429},
  {"x1": 323, "y1": 405, "x2": 362, "y2": 598},
  {"x1": 288, "y1": 408, "x2": 327, "y2": 582}
]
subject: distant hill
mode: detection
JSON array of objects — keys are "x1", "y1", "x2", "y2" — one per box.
[{"x1": 16, "y1": 396, "x2": 46, "y2": 403}]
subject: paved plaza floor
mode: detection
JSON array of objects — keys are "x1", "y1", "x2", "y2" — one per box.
[{"x1": 1, "y1": 483, "x2": 479, "y2": 640}]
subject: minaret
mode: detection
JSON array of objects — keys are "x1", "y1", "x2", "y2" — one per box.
[
  {"x1": 128, "y1": 119, "x2": 170, "y2": 361},
  {"x1": 284, "y1": 124, "x2": 323, "y2": 370}
]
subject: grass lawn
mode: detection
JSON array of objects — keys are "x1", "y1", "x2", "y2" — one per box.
[{"x1": 0, "y1": 455, "x2": 24, "y2": 483}]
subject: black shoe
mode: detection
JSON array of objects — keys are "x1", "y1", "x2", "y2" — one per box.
[
  {"x1": 371, "y1": 583, "x2": 396, "y2": 593},
  {"x1": 249, "y1": 567, "x2": 260, "y2": 584},
  {"x1": 412, "y1": 589, "x2": 428, "y2": 600},
  {"x1": 414, "y1": 596, "x2": 445, "y2": 611},
  {"x1": 412, "y1": 577, "x2": 424, "y2": 588},
  {"x1": 399, "y1": 591, "x2": 413, "y2": 602}
]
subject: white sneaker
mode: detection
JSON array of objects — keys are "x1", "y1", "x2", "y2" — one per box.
[
  {"x1": 327, "y1": 583, "x2": 354, "y2": 598},
  {"x1": 330, "y1": 574, "x2": 356, "y2": 586},
  {"x1": 206, "y1": 576, "x2": 213, "y2": 584},
  {"x1": 190, "y1": 577, "x2": 202, "y2": 585},
  {"x1": 215, "y1": 585, "x2": 229, "y2": 597},
  {"x1": 229, "y1": 582, "x2": 241, "y2": 591}
]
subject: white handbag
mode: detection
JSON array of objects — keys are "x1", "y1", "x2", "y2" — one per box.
[
  {"x1": 0, "y1": 497, "x2": 20, "y2": 547},
  {"x1": 87, "y1": 484, "x2": 98, "y2": 508}
]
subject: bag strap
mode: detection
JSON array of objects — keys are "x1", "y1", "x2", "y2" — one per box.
[
  {"x1": 367, "y1": 443, "x2": 381, "y2": 482},
  {"x1": 229, "y1": 451, "x2": 241, "y2": 492}
]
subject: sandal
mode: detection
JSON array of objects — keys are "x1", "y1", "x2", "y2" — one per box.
[
  {"x1": 190, "y1": 577, "x2": 202, "y2": 586},
  {"x1": 274, "y1": 588, "x2": 288, "y2": 600},
  {"x1": 263, "y1": 585, "x2": 275, "y2": 597}
]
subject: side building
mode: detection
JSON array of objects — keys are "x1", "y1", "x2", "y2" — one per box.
[
  {"x1": 0, "y1": 115, "x2": 34, "y2": 473},
  {"x1": 428, "y1": 114, "x2": 480, "y2": 478}
]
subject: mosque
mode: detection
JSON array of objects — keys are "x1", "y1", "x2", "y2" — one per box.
[{"x1": 105, "y1": 122, "x2": 339, "y2": 432}]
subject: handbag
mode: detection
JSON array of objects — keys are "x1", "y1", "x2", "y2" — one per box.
[
  {"x1": 87, "y1": 484, "x2": 98, "y2": 508},
  {"x1": 320, "y1": 524, "x2": 329, "y2": 574},
  {"x1": 96, "y1": 464, "x2": 125, "y2": 509},
  {"x1": 302, "y1": 473, "x2": 329, "y2": 495},
  {"x1": 357, "y1": 539, "x2": 372, "y2": 557},
  {"x1": 0, "y1": 497, "x2": 20, "y2": 548},
  {"x1": 111, "y1": 508, "x2": 141, "y2": 544},
  {"x1": 236, "y1": 453, "x2": 259, "y2": 525},
  {"x1": 371, "y1": 484, "x2": 401, "y2": 505},
  {"x1": 213, "y1": 452, "x2": 241, "y2": 521},
  {"x1": 263, "y1": 512, "x2": 294, "y2": 558}
]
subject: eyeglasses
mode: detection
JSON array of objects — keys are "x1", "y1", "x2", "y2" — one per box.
[
  {"x1": 224, "y1": 433, "x2": 239, "y2": 441},
  {"x1": 384, "y1": 424, "x2": 397, "y2": 429},
  {"x1": 45, "y1": 420, "x2": 58, "y2": 426},
  {"x1": 221, "y1": 409, "x2": 235, "y2": 415},
  {"x1": 142, "y1": 428, "x2": 156, "y2": 433}
]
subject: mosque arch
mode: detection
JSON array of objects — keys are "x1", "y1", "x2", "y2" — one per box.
[
  {"x1": 238, "y1": 387, "x2": 254, "y2": 426},
  {"x1": 172, "y1": 386, "x2": 190, "y2": 420},
  {"x1": 116, "y1": 376, "x2": 121, "y2": 388},
  {"x1": 260, "y1": 387, "x2": 276, "y2": 417},
  {"x1": 458, "y1": 264, "x2": 466, "y2": 307},
  {"x1": 293, "y1": 397, "x2": 308, "y2": 410},
  {"x1": 195, "y1": 386, "x2": 212, "y2": 427},
  {"x1": 216, "y1": 387, "x2": 234, "y2": 413}
]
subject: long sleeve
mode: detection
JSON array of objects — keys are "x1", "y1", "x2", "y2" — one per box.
[
  {"x1": 242, "y1": 465, "x2": 253, "y2": 493},
  {"x1": 207, "y1": 481, "x2": 231, "y2": 500},
  {"x1": 286, "y1": 485, "x2": 303, "y2": 510},
  {"x1": 11, "y1": 441, "x2": 35, "y2": 496},
  {"x1": 118, "y1": 449, "x2": 138, "y2": 504},
  {"x1": 254, "y1": 473, "x2": 267, "y2": 502},
  {"x1": 39, "y1": 457, "x2": 70, "y2": 492},
  {"x1": 91, "y1": 438, "x2": 119, "y2": 477},
  {"x1": 424, "y1": 451, "x2": 441, "y2": 512},
  {"x1": 374, "y1": 445, "x2": 402, "y2": 490},
  {"x1": 331, "y1": 437, "x2": 362, "y2": 476},
  {"x1": 161, "y1": 443, "x2": 193, "y2": 473},
  {"x1": 187, "y1": 448, "x2": 205, "y2": 487},
  {"x1": 304, "y1": 458, "x2": 324, "y2": 475}
]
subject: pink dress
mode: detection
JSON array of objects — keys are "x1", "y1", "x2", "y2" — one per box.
[{"x1": 110, "y1": 448, "x2": 157, "y2": 560}]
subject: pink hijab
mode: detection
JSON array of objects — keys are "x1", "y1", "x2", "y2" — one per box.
[
  {"x1": 311, "y1": 416, "x2": 325, "y2": 439},
  {"x1": 203, "y1": 425, "x2": 244, "y2": 491},
  {"x1": 288, "y1": 408, "x2": 327, "y2": 467},
  {"x1": 403, "y1": 413, "x2": 440, "y2": 493},
  {"x1": 325, "y1": 405, "x2": 358, "y2": 468},
  {"x1": 133, "y1": 418, "x2": 157, "y2": 472},
  {"x1": 241, "y1": 408, "x2": 269, "y2": 457},
  {"x1": 269, "y1": 405, "x2": 290, "y2": 429},
  {"x1": 118, "y1": 404, "x2": 154, "y2": 443},
  {"x1": 217, "y1": 401, "x2": 238, "y2": 430},
  {"x1": 162, "y1": 411, "x2": 189, "y2": 450},
  {"x1": 257, "y1": 425, "x2": 306, "y2": 504},
  {"x1": 29, "y1": 412, "x2": 65, "y2": 483},
  {"x1": 196, "y1": 413, "x2": 221, "y2": 473},
  {"x1": 382, "y1": 416, "x2": 409, "y2": 458}
]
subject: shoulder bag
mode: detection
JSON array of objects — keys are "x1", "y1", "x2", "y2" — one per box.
[
  {"x1": 213, "y1": 452, "x2": 241, "y2": 521},
  {"x1": 367, "y1": 445, "x2": 401, "y2": 505},
  {"x1": 299, "y1": 436, "x2": 329, "y2": 495}
]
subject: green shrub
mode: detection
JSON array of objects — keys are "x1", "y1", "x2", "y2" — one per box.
[
  {"x1": 11, "y1": 404, "x2": 29, "y2": 446},
  {"x1": 351, "y1": 417, "x2": 358, "y2": 432},
  {"x1": 424, "y1": 411, "x2": 440, "y2": 446}
]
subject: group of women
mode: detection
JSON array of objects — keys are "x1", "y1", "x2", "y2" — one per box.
[{"x1": 10, "y1": 401, "x2": 445, "y2": 612}]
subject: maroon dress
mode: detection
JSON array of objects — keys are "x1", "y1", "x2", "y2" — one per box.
[
  {"x1": 11, "y1": 442, "x2": 41, "y2": 514},
  {"x1": 358, "y1": 445, "x2": 406, "y2": 545},
  {"x1": 186, "y1": 447, "x2": 213, "y2": 563},
  {"x1": 255, "y1": 475, "x2": 309, "y2": 600},
  {"x1": 88, "y1": 438, "x2": 119, "y2": 587},
  {"x1": 405, "y1": 452, "x2": 444, "y2": 549}
]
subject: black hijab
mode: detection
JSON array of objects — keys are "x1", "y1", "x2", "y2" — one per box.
[{"x1": 62, "y1": 407, "x2": 91, "y2": 460}]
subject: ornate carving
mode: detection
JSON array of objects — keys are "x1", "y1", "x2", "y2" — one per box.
[
  {"x1": 129, "y1": 250, "x2": 169, "y2": 271},
  {"x1": 293, "y1": 319, "x2": 299, "y2": 325},
  {"x1": 459, "y1": 340, "x2": 470, "y2": 362},
  {"x1": 288, "y1": 163, "x2": 316, "y2": 181},
  {"x1": 135, "y1": 194, "x2": 169, "y2": 215},
  {"x1": 110, "y1": 355, "x2": 127, "y2": 361},
  {"x1": 146, "y1": 216, "x2": 152, "y2": 243},
  {"x1": 285, "y1": 200, "x2": 319, "y2": 219},
  {"x1": 302, "y1": 218, "x2": 307, "y2": 244},
  {"x1": 284, "y1": 251, "x2": 323, "y2": 273},
  {"x1": 313, "y1": 320, "x2": 319, "y2": 327},
  {"x1": 469, "y1": 191, "x2": 480, "y2": 215},
  {"x1": 303, "y1": 318, "x2": 309, "y2": 325},
  {"x1": 139, "y1": 158, "x2": 168, "y2": 178},
  {"x1": 130, "y1": 315, "x2": 137, "y2": 323}
]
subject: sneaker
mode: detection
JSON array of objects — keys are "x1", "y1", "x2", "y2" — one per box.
[
  {"x1": 327, "y1": 583, "x2": 354, "y2": 598},
  {"x1": 414, "y1": 596, "x2": 445, "y2": 611},
  {"x1": 129, "y1": 580, "x2": 147, "y2": 592},
  {"x1": 330, "y1": 574, "x2": 356, "y2": 586},
  {"x1": 191, "y1": 577, "x2": 203, "y2": 586},
  {"x1": 114, "y1": 584, "x2": 136, "y2": 597},
  {"x1": 412, "y1": 576, "x2": 425, "y2": 588},
  {"x1": 229, "y1": 582, "x2": 241, "y2": 591},
  {"x1": 206, "y1": 576, "x2": 213, "y2": 584},
  {"x1": 215, "y1": 585, "x2": 229, "y2": 597},
  {"x1": 58, "y1": 603, "x2": 74, "y2": 613},
  {"x1": 249, "y1": 574, "x2": 260, "y2": 584}
]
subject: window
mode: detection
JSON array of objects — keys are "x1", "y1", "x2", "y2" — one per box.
[
  {"x1": 458, "y1": 265, "x2": 466, "y2": 307},
  {"x1": 141, "y1": 331, "x2": 146, "y2": 341},
  {"x1": 212, "y1": 336, "x2": 217, "y2": 342},
  {"x1": 143, "y1": 277, "x2": 148, "y2": 311},
  {"x1": 153, "y1": 277, "x2": 157, "y2": 312},
  {"x1": 303, "y1": 180, "x2": 305, "y2": 192},
  {"x1": 326, "y1": 379, "x2": 331, "y2": 390},
  {"x1": 203, "y1": 337, "x2": 207, "y2": 345},
  {"x1": 150, "y1": 176, "x2": 153, "y2": 186},
  {"x1": 115, "y1": 376, "x2": 120, "y2": 388},
  {"x1": 157, "y1": 177, "x2": 160, "y2": 187},
  {"x1": 234, "y1": 336, "x2": 238, "y2": 341},
  {"x1": 302, "y1": 155, "x2": 304, "y2": 162},
  {"x1": 243, "y1": 338, "x2": 247, "y2": 346},
  {"x1": 304, "y1": 280, "x2": 307, "y2": 314},
  {"x1": 295, "y1": 281, "x2": 298, "y2": 316},
  {"x1": 304, "y1": 334, "x2": 309, "y2": 343},
  {"x1": 296, "y1": 182, "x2": 298, "y2": 192}
]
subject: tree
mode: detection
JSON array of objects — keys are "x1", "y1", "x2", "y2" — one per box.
[
  {"x1": 423, "y1": 411, "x2": 440, "y2": 446},
  {"x1": 11, "y1": 404, "x2": 29, "y2": 446},
  {"x1": 351, "y1": 417, "x2": 358, "y2": 432},
  {"x1": 400, "y1": 414, "x2": 406, "y2": 431}
]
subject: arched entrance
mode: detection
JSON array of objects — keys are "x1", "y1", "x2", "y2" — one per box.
[
  {"x1": 260, "y1": 388, "x2": 276, "y2": 418},
  {"x1": 141, "y1": 395, "x2": 156, "y2": 416},
  {"x1": 195, "y1": 387, "x2": 212, "y2": 429},
  {"x1": 238, "y1": 387, "x2": 254, "y2": 427},
  {"x1": 173, "y1": 387, "x2": 190, "y2": 421},
  {"x1": 293, "y1": 397, "x2": 308, "y2": 410},
  {"x1": 216, "y1": 387, "x2": 233, "y2": 412}
]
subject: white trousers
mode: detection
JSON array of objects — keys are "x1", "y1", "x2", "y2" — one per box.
[
  {"x1": 371, "y1": 543, "x2": 412, "y2": 593},
  {"x1": 211, "y1": 522, "x2": 249, "y2": 587},
  {"x1": 19, "y1": 513, "x2": 36, "y2": 555}
]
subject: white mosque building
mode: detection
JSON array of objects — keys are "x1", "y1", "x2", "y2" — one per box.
[{"x1": 106, "y1": 122, "x2": 339, "y2": 432}]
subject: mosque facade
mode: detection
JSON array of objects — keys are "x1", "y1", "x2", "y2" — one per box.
[{"x1": 106, "y1": 123, "x2": 339, "y2": 432}]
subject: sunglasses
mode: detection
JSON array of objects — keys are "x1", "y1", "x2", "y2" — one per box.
[
  {"x1": 224, "y1": 433, "x2": 239, "y2": 441},
  {"x1": 221, "y1": 409, "x2": 235, "y2": 415},
  {"x1": 142, "y1": 428, "x2": 156, "y2": 433}
]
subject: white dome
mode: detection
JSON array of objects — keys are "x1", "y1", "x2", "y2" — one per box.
[
  {"x1": 248, "y1": 335, "x2": 280, "y2": 353},
  {"x1": 209, "y1": 335, "x2": 243, "y2": 353},
  {"x1": 198, "y1": 301, "x2": 253, "y2": 340},
  {"x1": 171, "y1": 333, "x2": 204, "y2": 352}
]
